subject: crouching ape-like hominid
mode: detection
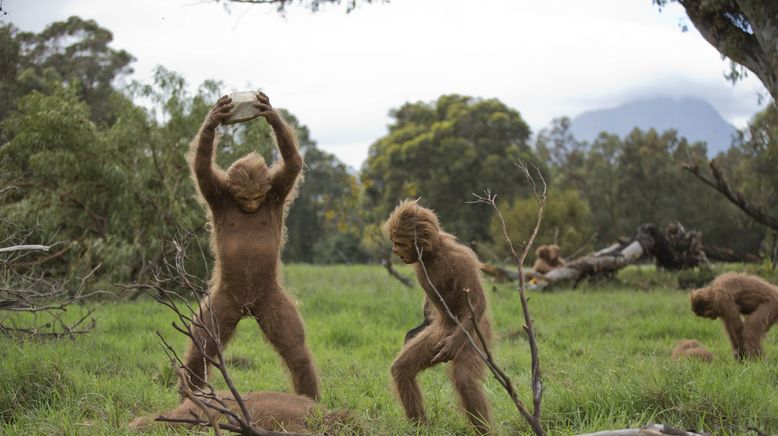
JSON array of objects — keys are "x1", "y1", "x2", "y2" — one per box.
[
  {"x1": 385, "y1": 199, "x2": 493, "y2": 434},
  {"x1": 671, "y1": 339, "x2": 713, "y2": 362},
  {"x1": 182, "y1": 92, "x2": 319, "y2": 399},
  {"x1": 690, "y1": 272, "x2": 778, "y2": 360},
  {"x1": 129, "y1": 391, "x2": 352, "y2": 433}
]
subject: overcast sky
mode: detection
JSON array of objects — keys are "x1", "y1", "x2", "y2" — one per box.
[{"x1": 3, "y1": 0, "x2": 770, "y2": 168}]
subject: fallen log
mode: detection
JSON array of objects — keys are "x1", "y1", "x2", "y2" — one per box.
[
  {"x1": 576, "y1": 423, "x2": 711, "y2": 436},
  {"x1": 537, "y1": 223, "x2": 708, "y2": 289},
  {"x1": 481, "y1": 222, "x2": 759, "y2": 289}
]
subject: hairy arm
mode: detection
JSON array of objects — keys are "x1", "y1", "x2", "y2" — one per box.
[
  {"x1": 254, "y1": 92, "x2": 303, "y2": 199},
  {"x1": 189, "y1": 96, "x2": 233, "y2": 206},
  {"x1": 431, "y1": 264, "x2": 487, "y2": 363},
  {"x1": 720, "y1": 299, "x2": 746, "y2": 359}
]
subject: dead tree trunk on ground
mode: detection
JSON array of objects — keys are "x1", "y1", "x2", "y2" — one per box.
[{"x1": 530, "y1": 223, "x2": 708, "y2": 289}]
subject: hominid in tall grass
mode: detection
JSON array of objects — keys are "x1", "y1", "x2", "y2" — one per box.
[
  {"x1": 691, "y1": 272, "x2": 778, "y2": 360},
  {"x1": 385, "y1": 199, "x2": 493, "y2": 434}
]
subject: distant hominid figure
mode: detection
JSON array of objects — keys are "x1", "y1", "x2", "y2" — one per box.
[{"x1": 532, "y1": 244, "x2": 565, "y2": 274}]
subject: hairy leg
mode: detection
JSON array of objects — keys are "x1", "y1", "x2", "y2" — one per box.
[
  {"x1": 252, "y1": 289, "x2": 320, "y2": 400},
  {"x1": 742, "y1": 303, "x2": 777, "y2": 358},
  {"x1": 181, "y1": 290, "x2": 242, "y2": 392},
  {"x1": 449, "y1": 341, "x2": 492, "y2": 434},
  {"x1": 390, "y1": 326, "x2": 443, "y2": 424}
]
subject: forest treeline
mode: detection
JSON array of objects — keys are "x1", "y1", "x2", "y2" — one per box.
[{"x1": 1, "y1": 17, "x2": 776, "y2": 288}]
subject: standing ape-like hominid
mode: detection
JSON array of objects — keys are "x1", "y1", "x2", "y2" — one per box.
[
  {"x1": 690, "y1": 272, "x2": 778, "y2": 360},
  {"x1": 182, "y1": 92, "x2": 319, "y2": 399},
  {"x1": 385, "y1": 199, "x2": 492, "y2": 434}
]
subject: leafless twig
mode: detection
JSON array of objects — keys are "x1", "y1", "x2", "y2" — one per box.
[
  {"x1": 467, "y1": 161, "x2": 546, "y2": 435},
  {"x1": 1, "y1": 244, "x2": 100, "y2": 338}
]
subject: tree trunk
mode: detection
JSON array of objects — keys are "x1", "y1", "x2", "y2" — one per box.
[{"x1": 680, "y1": 0, "x2": 778, "y2": 101}]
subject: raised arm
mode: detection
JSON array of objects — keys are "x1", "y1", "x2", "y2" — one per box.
[
  {"x1": 187, "y1": 95, "x2": 233, "y2": 206},
  {"x1": 254, "y1": 91, "x2": 303, "y2": 198}
]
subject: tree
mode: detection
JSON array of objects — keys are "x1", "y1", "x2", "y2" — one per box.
[
  {"x1": 535, "y1": 117, "x2": 588, "y2": 192},
  {"x1": 0, "y1": 17, "x2": 134, "y2": 126},
  {"x1": 362, "y1": 94, "x2": 540, "y2": 243},
  {"x1": 654, "y1": 0, "x2": 778, "y2": 101},
  {"x1": 729, "y1": 103, "x2": 778, "y2": 219},
  {"x1": 283, "y1": 119, "x2": 367, "y2": 264},
  {"x1": 537, "y1": 125, "x2": 766, "y2": 254},
  {"x1": 683, "y1": 103, "x2": 778, "y2": 239}
]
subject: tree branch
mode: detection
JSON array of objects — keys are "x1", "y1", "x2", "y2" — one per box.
[{"x1": 683, "y1": 158, "x2": 778, "y2": 232}]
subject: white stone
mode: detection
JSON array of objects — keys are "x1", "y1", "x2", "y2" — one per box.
[{"x1": 223, "y1": 91, "x2": 262, "y2": 125}]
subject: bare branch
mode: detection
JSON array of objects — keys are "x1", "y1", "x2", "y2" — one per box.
[
  {"x1": 0, "y1": 245, "x2": 50, "y2": 254},
  {"x1": 683, "y1": 158, "x2": 778, "y2": 232},
  {"x1": 1, "y1": 247, "x2": 99, "y2": 339},
  {"x1": 466, "y1": 161, "x2": 547, "y2": 435}
]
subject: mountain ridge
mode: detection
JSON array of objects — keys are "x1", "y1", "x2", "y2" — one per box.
[{"x1": 570, "y1": 97, "x2": 738, "y2": 155}]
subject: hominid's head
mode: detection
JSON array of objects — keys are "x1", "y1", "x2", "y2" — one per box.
[
  {"x1": 227, "y1": 152, "x2": 271, "y2": 213},
  {"x1": 384, "y1": 199, "x2": 441, "y2": 263},
  {"x1": 690, "y1": 287, "x2": 718, "y2": 319}
]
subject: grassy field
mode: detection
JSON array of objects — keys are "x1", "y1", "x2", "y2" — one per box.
[{"x1": 1, "y1": 263, "x2": 777, "y2": 435}]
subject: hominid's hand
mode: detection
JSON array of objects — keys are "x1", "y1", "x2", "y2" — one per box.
[
  {"x1": 253, "y1": 91, "x2": 282, "y2": 126},
  {"x1": 204, "y1": 95, "x2": 233, "y2": 130},
  {"x1": 431, "y1": 335, "x2": 459, "y2": 364}
]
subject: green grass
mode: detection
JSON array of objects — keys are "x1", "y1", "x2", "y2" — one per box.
[{"x1": 1, "y1": 263, "x2": 777, "y2": 435}]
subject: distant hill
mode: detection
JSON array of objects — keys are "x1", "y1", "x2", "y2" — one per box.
[{"x1": 570, "y1": 97, "x2": 738, "y2": 155}]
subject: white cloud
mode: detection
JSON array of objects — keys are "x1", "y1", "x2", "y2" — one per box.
[{"x1": 4, "y1": 0, "x2": 770, "y2": 167}]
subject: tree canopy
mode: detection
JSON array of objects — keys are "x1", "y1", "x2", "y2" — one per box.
[{"x1": 362, "y1": 94, "x2": 540, "y2": 243}]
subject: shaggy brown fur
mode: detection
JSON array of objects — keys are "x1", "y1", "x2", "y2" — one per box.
[
  {"x1": 690, "y1": 272, "x2": 778, "y2": 360},
  {"x1": 671, "y1": 339, "x2": 713, "y2": 362},
  {"x1": 385, "y1": 199, "x2": 493, "y2": 435},
  {"x1": 129, "y1": 391, "x2": 351, "y2": 433},
  {"x1": 532, "y1": 244, "x2": 565, "y2": 274},
  {"x1": 183, "y1": 92, "x2": 318, "y2": 399}
]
